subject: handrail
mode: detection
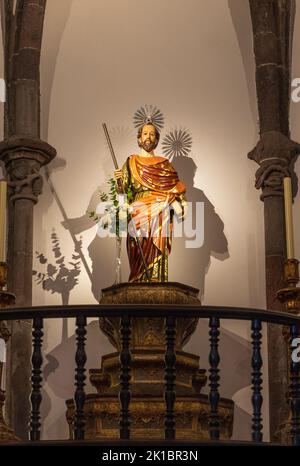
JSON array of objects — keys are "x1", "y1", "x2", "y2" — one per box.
[
  {"x1": 0, "y1": 303, "x2": 299, "y2": 325},
  {"x1": 0, "y1": 303, "x2": 299, "y2": 445}
]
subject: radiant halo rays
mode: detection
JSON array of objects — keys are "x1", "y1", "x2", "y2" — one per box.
[
  {"x1": 162, "y1": 128, "x2": 193, "y2": 161},
  {"x1": 133, "y1": 104, "x2": 164, "y2": 130}
]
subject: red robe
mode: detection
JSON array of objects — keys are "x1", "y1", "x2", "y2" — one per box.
[{"x1": 126, "y1": 155, "x2": 186, "y2": 282}]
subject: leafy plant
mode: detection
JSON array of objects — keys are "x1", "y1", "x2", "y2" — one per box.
[{"x1": 88, "y1": 176, "x2": 132, "y2": 237}]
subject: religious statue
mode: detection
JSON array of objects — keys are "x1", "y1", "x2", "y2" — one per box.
[
  {"x1": 66, "y1": 123, "x2": 234, "y2": 441},
  {"x1": 114, "y1": 123, "x2": 187, "y2": 282}
]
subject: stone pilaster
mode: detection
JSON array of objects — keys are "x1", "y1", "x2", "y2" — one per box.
[
  {"x1": 0, "y1": 136, "x2": 56, "y2": 439},
  {"x1": 1, "y1": 0, "x2": 54, "y2": 439},
  {"x1": 248, "y1": 0, "x2": 299, "y2": 440},
  {"x1": 248, "y1": 131, "x2": 300, "y2": 440}
]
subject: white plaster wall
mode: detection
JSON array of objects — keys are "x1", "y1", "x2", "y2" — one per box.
[{"x1": 32, "y1": 0, "x2": 272, "y2": 441}]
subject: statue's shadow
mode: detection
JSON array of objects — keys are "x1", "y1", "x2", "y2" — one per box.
[
  {"x1": 61, "y1": 155, "x2": 229, "y2": 300},
  {"x1": 169, "y1": 156, "x2": 229, "y2": 297},
  {"x1": 60, "y1": 180, "x2": 129, "y2": 301},
  {"x1": 42, "y1": 320, "x2": 113, "y2": 399},
  {"x1": 41, "y1": 320, "x2": 114, "y2": 439},
  {"x1": 41, "y1": 154, "x2": 235, "y2": 438},
  {"x1": 41, "y1": 315, "x2": 252, "y2": 440}
]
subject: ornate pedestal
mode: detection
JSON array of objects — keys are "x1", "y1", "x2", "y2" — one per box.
[
  {"x1": 276, "y1": 259, "x2": 300, "y2": 444},
  {"x1": 66, "y1": 282, "x2": 234, "y2": 439}
]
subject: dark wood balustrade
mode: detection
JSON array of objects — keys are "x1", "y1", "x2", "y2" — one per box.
[{"x1": 0, "y1": 304, "x2": 299, "y2": 446}]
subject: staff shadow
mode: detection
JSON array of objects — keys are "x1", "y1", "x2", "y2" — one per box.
[{"x1": 61, "y1": 181, "x2": 128, "y2": 301}]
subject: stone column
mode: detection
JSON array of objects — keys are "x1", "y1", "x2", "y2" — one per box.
[
  {"x1": 0, "y1": 139, "x2": 55, "y2": 440},
  {"x1": 0, "y1": 0, "x2": 56, "y2": 439},
  {"x1": 248, "y1": 0, "x2": 300, "y2": 440}
]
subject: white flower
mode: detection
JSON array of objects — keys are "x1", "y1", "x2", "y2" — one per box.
[
  {"x1": 118, "y1": 194, "x2": 126, "y2": 205},
  {"x1": 100, "y1": 212, "x2": 112, "y2": 228}
]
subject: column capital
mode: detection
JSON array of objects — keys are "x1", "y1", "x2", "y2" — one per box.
[
  {"x1": 248, "y1": 131, "x2": 300, "y2": 200},
  {"x1": 0, "y1": 136, "x2": 56, "y2": 204}
]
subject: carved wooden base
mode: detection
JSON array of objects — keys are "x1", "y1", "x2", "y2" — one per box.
[
  {"x1": 0, "y1": 390, "x2": 18, "y2": 442},
  {"x1": 276, "y1": 260, "x2": 300, "y2": 443},
  {"x1": 277, "y1": 260, "x2": 300, "y2": 315},
  {"x1": 99, "y1": 282, "x2": 200, "y2": 350},
  {"x1": 66, "y1": 282, "x2": 234, "y2": 439},
  {"x1": 89, "y1": 350, "x2": 207, "y2": 396},
  {"x1": 275, "y1": 421, "x2": 293, "y2": 445},
  {"x1": 66, "y1": 394, "x2": 233, "y2": 440}
]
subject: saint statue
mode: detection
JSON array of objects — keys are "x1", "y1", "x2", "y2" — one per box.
[{"x1": 114, "y1": 123, "x2": 187, "y2": 282}]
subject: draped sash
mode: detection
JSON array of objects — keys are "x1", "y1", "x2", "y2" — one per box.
[{"x1": 127, "y1": 155, "x2": 186, "y2": 281}]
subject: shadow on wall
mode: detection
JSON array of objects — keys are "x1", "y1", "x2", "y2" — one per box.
[
  {"x1": 34, "y1": 157, "x2": 70, "y2": 308},
  {"x1": 33, "y1": 228, "x2": 82, "y2": 341},
  {"x1": 169, "y1": 156, "x2": 229, "y2": 298},
  {"x1": 59, "y1": 125, "x2": 136, "y2": 300},
  {"x1": 59, "y1": 154, "x2": 229, "y2": 300},
  {"x1": 185, "y1": 320, "x2": 252, "y2": 441},
  {"x1": 60, "y1": 177, "x2": 121, "y2": 301},
  {"x1": 227, "y1": 0, "x2": 257, "y2": 128},
  {"x1": 39, "y1": 147, "x2": 234, "y2": 438},
  {"x1": 41, "y1": 0, "x2": 74, "y2": 141},
  {"x1": 41, "y1": 124, "x2": 228, "y2": 302},
  {"x1": 40, "y1": 319, "x2": 114, "y2": 440},
  {"x1": 40, "y1": 314, "x2": 252, "y2": 440}
]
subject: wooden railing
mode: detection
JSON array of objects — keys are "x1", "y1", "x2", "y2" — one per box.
[{"x1": 1, "y1": 304, "x2": 300, "y2": 445}]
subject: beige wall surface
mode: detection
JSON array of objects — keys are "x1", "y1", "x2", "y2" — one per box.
[{"x1": 4, "y1": 0, "x2": 300, "y2": 441}]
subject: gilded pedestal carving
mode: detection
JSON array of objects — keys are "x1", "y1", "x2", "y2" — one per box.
[
  {"x1": 66, "y1": 282, "x2": 234, "y2": 439},
  {"x1": 276, "y1": 259, "x2": 300, "y2": 444}
]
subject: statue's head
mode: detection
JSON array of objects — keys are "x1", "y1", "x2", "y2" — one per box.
[{"x1": 137, "y1": 123, "x2": 160, "y2": 153}]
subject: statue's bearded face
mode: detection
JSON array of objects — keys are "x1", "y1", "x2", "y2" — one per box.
[{"x1": 138, "y1": 125, "x2": 158, "y2": 153}]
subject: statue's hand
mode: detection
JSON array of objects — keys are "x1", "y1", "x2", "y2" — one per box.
[
  {"x1": 181, "y1": 199, "x2": 188, "y2": 219},
  {"x1": 171, "y1": 199, "x2": 188, "y2": 221},
  {"x1": 114, "y1": 169, "x2": 123, "y2": 180},
  {"x1": 170, "y1": 200, "x2": 183, "y2": 222}
]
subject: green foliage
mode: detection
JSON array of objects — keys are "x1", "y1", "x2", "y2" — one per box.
[
  {"x1": 126, "y1": 182, "x2": 134, "y2": 203},
  {"x1": 88, "y1": 174, "x2": 134, "y2": 238},
  {"x1": 99, "y1": 191, "x2": 108, "y2": 202}
]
